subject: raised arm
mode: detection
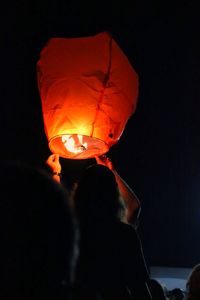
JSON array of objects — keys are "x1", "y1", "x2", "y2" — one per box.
[{"x1": 95, "y1": 155, "x2": 141, "y2": 227}]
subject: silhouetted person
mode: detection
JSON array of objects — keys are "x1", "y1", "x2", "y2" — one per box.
[
  {"x1": 73, "y1": 163, "x2": 152, "y2": 300},
  {"x1": 149, "y1": 279, "x2": 168, "y2": 300},
  {"x1": 186, "y1": 263, "x2": 200, "y2": 300},
  {"x1": 46, "y1": 154, "x2": 141, "y2": 228},
  {"x1": 0, "y1": 160, "x2": 78, "y2": 300}
]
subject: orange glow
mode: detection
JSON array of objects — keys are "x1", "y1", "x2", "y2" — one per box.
[
  {"x1": 61, "y1": 134, "x2": 88, "y2": 154},
  {"x1": 37, "y1": 32, "x2": 139, "y2": 159}
]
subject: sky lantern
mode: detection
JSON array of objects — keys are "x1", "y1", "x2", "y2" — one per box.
[{"x1": 37, "y1": 31, "x2": 139, "y2": 159}]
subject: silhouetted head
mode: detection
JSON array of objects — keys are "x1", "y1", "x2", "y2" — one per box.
[
  {"x1": 73, "y1": 164, "x2": 126, "y2": 226},
  {"x1": 0, "y1": 160, "x2": 78, "y2": 300},
  {"x1": 167, "y1": 288, "x2": 185, "y2": 300},
  {"x1": 186, "y1": 263, "x2": 200, "y2": 299},
  {"x1": 149, "y1": 279, "x2": 167, "y2": 300}
]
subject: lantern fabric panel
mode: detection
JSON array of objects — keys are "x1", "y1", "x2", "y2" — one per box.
[{"x1": 37, "y1": 31, "x2": 139, "y2": 159}]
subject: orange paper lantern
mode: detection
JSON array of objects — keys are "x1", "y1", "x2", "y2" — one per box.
[{"x1": 37, "y1": 32, "x2": 139, "y2": 159}]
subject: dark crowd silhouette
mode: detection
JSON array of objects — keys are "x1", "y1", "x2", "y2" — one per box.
[
  {"x1": 0, "y1": 155, "x2": 198, "y2": 299},
  {"x1": 0, "y1": 159, "x2": 78, "y2": 300}
]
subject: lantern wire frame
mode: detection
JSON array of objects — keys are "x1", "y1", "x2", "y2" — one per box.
[{"x1": 49, "y1": 134, "x2": 109, "y2": 159}]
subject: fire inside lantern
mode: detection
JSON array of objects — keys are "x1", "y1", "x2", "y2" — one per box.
[
  {"x1": 62, "y1": 135, "x2": 87, "y2": 154},
  {"x1": 37, "y1": 32, "x2": 139, "y2": 159}
]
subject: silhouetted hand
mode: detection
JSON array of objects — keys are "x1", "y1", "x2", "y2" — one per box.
[
  {"x1": 95, "y1": 155, "x2": 114, "y2": 171},
  {"x1": 46, "y1": 154, "x2": 61, "y2": 173}
]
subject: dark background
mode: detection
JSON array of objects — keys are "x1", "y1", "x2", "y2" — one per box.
[{"x1": 0, "y1": 0, "x2": 199, "y2": 268}]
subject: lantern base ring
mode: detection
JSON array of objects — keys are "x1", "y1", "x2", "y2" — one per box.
[{"x1": 49, "y1": 134, "x2": 109, "y2": 159}]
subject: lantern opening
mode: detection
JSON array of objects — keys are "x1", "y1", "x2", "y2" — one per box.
[
  {"x1": 49, "y1": 134, "x2": 109, "y2": 159},
  {"x1": 61, "y1": 134, "x2": 88, "y2": 154}
]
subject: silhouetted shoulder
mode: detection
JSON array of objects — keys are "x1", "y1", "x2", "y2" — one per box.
[{"x1": 113, "y1": 221, "x2": 142, "y2": 245}]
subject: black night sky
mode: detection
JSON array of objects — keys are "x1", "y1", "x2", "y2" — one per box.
[{"x1": 0, "y1": 0, "x2": 200, "y2": 268}]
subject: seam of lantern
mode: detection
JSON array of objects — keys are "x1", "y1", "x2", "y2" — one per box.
[{"x1": 90, "y1": 36, "x2": 113, "y2": 137}]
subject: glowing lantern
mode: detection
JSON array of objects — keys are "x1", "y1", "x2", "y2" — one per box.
[{"x1": 37, "y1": 31, "x2": 139, "y2": 159}]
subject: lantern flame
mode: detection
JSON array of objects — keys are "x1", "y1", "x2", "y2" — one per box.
[{"x1": 61, "y1": 134, "x2": 88, "y2": 153}]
